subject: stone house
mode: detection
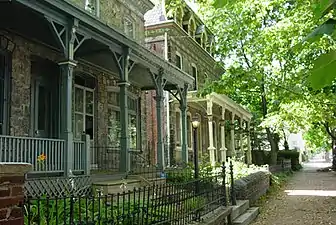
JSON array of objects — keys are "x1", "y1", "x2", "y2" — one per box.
[
  {"x1": 144, "y1": 0, "x2": 253, "y2": 166},
  {"x1": 0, "y1": 0, "x2": 193, "y2": 176}
]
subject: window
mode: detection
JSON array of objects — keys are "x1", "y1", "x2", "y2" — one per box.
[
  {"x1": 175, "y1": 111, "x2": 181, "y2": 145},
  {"x1": 85, "y1": 0, "x2": 96, "y2": 14},
  {"x1": 107, "y1": 91, "x2": 138, "y2": 149},
  {"x1": 73, "y1": 75, "x2": 96, "y2": 140},
  {"x1": 124, "y1": 18, "x2": 135, "y2": 38},
  {"x1": 175, "y1": 8, "x2": 183, "y2": 25},
  {"x1": 191, "y1": 65, "x2": 197, "y2": 90},
  {"x1": 176, "y1": 52, "x2": 182, "y2": 70},
  {"x1": 189, "y1": 19, "x2": 196, "y2": 37}
]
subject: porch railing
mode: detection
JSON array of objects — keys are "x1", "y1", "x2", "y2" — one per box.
[
  {"x1": 0, "y1": 135, "x2": 65, "y2": 172},
  {"x1": 0, "y1": 134, "x2": 91, "y2": 175},
  {"x1": 73, "y1": 140, "x2": 85, "y2": 172}
]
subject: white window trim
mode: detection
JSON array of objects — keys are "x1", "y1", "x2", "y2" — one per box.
[
  {"x1": 189, "y1": 17, "x2": 196, "y2": 37},
  {"x1": 176, "y1": 51, "x2": 183, "y2": 70},
  {"x1": 74, "y1": 84, "x2": 95, "y2": 141}
]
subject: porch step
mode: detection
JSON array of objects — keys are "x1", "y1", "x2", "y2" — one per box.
[
  {"x1": 231, "y1": 200, "x2": 250, "y2": 220},
  {"x1": 233, "y1": 207, "x2": 259, "y2": 225}
]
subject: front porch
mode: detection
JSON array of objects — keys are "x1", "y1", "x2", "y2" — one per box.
[
  {"x1": 0, "y1": 0, "x2": 194, "y2": 177},
  {"x1": 0, "y1": 134, "x2": 89, "y2": 176},
  {"x1": 172, "y1": 92, "x2": 253, "y2": 166}
]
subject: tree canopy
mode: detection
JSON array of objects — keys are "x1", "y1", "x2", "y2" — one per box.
[{"x1": 196, "y1": 0, "x2": 336, "y2": 166}]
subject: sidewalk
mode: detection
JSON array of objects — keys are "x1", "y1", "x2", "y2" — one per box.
[{"x1": 251, "y1": 160, "x2": 336, "y2": 225}]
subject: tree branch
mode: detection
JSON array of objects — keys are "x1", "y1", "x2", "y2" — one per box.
[
  {"x1": 323, "y1": 122, "x2": 336, "y2": 140},
  {"x1": 239, "y1": 40, "x2": 253, "y2": 69}
]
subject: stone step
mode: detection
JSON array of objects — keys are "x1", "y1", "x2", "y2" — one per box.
[
  {"x1": 231, "y1": 200, "x2": 250, "y2": 220},
  {"x1": 233, "y1": 207, "x2": 259, "y2": 225}
]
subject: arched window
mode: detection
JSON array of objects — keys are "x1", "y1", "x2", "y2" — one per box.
[
  {"x1": 175, "y1": 7, "x2": 183, "y2": 26},
  {"x1": 189, "y1": 18, "x2": 196, "y2": 37}
]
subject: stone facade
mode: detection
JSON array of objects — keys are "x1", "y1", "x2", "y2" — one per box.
[
  {"x1": 144, "y1": 0, "x2": 225, "y2": 164},
  {"x1": 1, "y1": 29, "x2": 149, "y2": 161},
  {"x1": 69, "y1": 0, "x2": 154, "y2": 43}
]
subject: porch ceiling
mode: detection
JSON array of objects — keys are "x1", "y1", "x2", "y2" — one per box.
[{"x1": 8, "y1": 0, "x2": 194, "y2": 90}]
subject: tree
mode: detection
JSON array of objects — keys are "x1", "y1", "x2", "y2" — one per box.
[{"x1": 198, "y1": 0, "x2": 318, "y2": 165}]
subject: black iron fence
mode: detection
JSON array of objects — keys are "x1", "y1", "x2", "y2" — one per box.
[{"x1": 24, "y1": 162, "x2": 236, "y2": 225}]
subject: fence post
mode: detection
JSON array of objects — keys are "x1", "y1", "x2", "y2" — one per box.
[
  {"x1": 221, "y1": 161, "x2": 227, "y2": 207},
  {"x1": 0, "y1": 163, "x2": 32, "y2": 225},
  {"x1": 82, "y1": 134, "x2": 91, "y2": 175},
  {"x1": 230, "y1": 160, "x2": 236, "y2": 205}
]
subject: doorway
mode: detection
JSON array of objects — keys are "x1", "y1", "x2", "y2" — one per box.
[{"x1": 31, "y1": 57, "x2": 59, "y2": 138}]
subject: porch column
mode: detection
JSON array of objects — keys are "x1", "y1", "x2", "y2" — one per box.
[
  {"x1": 155, "y1": 69, "x2": 165, "y2": 169},
  {"x1": 179, "y1": 84, "x2": 189, "y2": 164},
  {"x1": 220, "y1": 106, "x2": 227, "y2": 162},
  {"x1": 230, "y1": 112, "x2": 235, "y2": 158},
  {"x1": 246, "y1": 121, "x2": 252, "y2": 164},
  {"x1": 59, "y1": 60, "x2": 76, "y2": 176},
  {"x1": 114, "y1": 47, "x2": 131, "y2": 173},
  {"x1": 207, "y1": 98, "x2": 215, "y2": 166},
  {"x1": 240, "y1": 117, "x2": 244, "y2": 156}
]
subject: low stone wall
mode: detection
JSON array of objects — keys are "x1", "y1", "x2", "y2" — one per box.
[
  {"x1": 0, "y1": 163, "x2": 32, "y2": 225},
  {"x1": 234, "y1": 171, "x2": 270, "y2": 205}
]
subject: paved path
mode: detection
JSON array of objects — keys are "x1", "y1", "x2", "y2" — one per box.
[{"x1": 251, "y1": 160, "x2": 336, "y2": 225}]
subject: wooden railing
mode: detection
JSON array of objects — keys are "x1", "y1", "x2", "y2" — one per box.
[
  {"x1": 0, "y1": 135, "x2": 91, "y2": 175},
  {"x1": 73, "y1": 140, "x2": 85, "y2": 172},
  {"x1": 0, "y1": 135, "x2": 65, "y2": 173}
]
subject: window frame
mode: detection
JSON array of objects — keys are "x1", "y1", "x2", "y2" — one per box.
[
  {"x1": 175, "y1": 51, "x2": 183, "y2": 70},
  {"x1": 124, "y1": 17, "x2": 135, "y2": 39},
  {"x1": 191, "y1": 63, "x2": 198, "y2": 91},
  {"x1": 107, "y1": 88, "x2": 139, "y2": 149}
]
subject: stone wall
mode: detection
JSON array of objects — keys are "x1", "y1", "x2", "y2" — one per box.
[
  {"x1": 69, "y1": 0, "x2": 153, "y2": 43},
  {"x1": 0, "y1": 163, "x2": 32, "y2": 225},
  {"x1": 0, "y1": 30, "x2": 62, "y2": 137},
  {"x1": 234, "y1": 171, "x2": 270, "y2": 205}
]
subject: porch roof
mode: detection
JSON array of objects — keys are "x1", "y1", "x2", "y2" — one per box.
[
  {"x1": 187, "y1": 92, "x2": 253, "y2": 121},
  {"x1": 8, "y1": 0, "x2": 194, "y2": 90}
]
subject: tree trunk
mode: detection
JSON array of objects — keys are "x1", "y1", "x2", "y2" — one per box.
[
  {"x1": 332, "y1": 139, "x2": 336, "y2": 171},
  {"x1": 261, "y1": 81, "x2": 278, "y2": 165}
]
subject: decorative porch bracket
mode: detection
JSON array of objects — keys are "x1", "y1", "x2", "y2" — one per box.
[
  {"x1": 112, "y1": 46, "x2": 135, "y2": 173},
  {"x1": 53, "y1": 18, "x2": 86, "y2": 177},
  {"x1": 169, "y1": 83, "x2": 189, "y2": 164},
  {"x1": 46, "y1": 17, "x2": 90, "y2": 59},
  {"x1": 150, "y1": 68, "x2": 168, "y2": 169}
]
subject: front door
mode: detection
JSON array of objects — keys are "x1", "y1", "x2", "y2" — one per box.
[
  {"x1": 31, "y1": 58, "x2": 59, "y2": 138},
  {"x1": 34, "y1": 77, "x2": 51, "y2": 137}
]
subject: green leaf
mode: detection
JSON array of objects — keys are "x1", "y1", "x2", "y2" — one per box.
[
  {"x1": 303, "y1": 18, "x2": 336, "y2": 42},
  {"x1": 313, "y1": 0, "x2": 336, "y2": 18},
  {"x1": 308, "y1": 50, "x2": 336, "y2": 89},
  {"x1": 213, "y1": 0, "x2": 230, "y2": 8}
]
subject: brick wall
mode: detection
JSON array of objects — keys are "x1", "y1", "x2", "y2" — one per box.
[{"x1": 0, "y1": 163, "x2": 32, "y2": 225}]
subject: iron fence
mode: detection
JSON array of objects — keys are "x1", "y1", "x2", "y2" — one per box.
[{"x1": 24, "y1": 162, "x2": 234, "y2": 225}]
